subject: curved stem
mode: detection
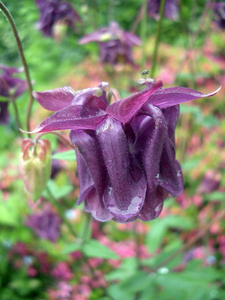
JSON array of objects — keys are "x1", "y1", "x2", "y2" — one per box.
[
  {"x1": 35, "y1": 132, "x2": 74, "y2": 148},
  {"x1": 10, "y1": 97, "x2": 22, "y2": 135},
  {"x1": 150, "y1": 0, "x2": 166, "y2": 78},
  {"x1": 0, "y1": 1, "x2": 33, "y2": 135},
  {"x1": 141, "y1": 0, "x2": 148, "y2": 70}
]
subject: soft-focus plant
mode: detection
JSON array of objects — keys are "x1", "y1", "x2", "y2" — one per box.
[
  {"x1": 0, "y1": 65, "x2": 27, "y2": 125},
  {"x1": 147, "y1": 0, "x2": 179, "y2": 21},
  {"x1": 79, "y1": 21, "x2": 141, "y2": 66}
]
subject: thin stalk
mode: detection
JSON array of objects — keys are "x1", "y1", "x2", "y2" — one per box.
[
  {"x1": 141, "y1": 0, "x2": 148, "y2": 70},
  {"x1": 35, "y1": 132, "x2": 74, "y2": 149},
  {"x1": 46, "y1": 185, "x2": 78, "y2": 238},
  {"x1": 9, "y1": 97, "x2": 22, "y2": 135},
  {"x1": 81, "y1": 213, "x2": 92, "y2": 244},
  {"x1": 0, "y1": 1, "x2": 33, "y2": 134},
  {"x1": 150, "y1": 0, "x2": 166, "y2": 78}
]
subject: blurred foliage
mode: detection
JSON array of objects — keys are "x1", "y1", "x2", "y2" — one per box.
[{"x1": 0, "y1": 0, "x2": 225, "y2": 299}]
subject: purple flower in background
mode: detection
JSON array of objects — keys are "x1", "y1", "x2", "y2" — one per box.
[
  {"x1": 79, "y1": 22, "x2": 141, "y2": 66},
  {"x1": 36, "y1": 0, "x2": 81, "y2": 37},
  {"x1": 210, "y1": 2, "x2": 225, "y2": 29},
  {"x1": 0, "y1": 65, "x2": 27, "y2": 125},
  {"x1": 26, "y1": 81, "x2": 220, "y2": 223},
  {"x1": 26, "y1": 206, "x2": 61, "y2": 241},
  {"x1": 147, "y1": 0, "x2": 179, "y2": 21}
]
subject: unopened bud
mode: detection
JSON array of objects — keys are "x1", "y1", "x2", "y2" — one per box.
[{"x1": 20, "y1": 139, "x2": 52, "y2": 202}]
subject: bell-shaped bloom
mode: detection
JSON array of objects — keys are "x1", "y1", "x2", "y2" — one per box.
[
  {"x1": 26, "y1": 81, "x2": 220, "y2": 222},
  {"x1": 79, "y1": 22, "x2": 141, "y2": 66},
  {"x1": 0, "y1": 65, "x2": 27, "y2": 125},
  {"x1": 147, "y1": 0, "x2": 179, "y2": 21},
  {"x1": 36, "y1": 0, "x2": 81, "y2": 37},
  {"x1": 210, "y1": 2, "x2": 225, "y2": 29}
]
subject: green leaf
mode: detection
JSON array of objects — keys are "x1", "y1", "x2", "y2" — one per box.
[
  {"x1": 146, "y1": 219, "x2": 167, "y2": 253},
  {"x1": 107, "y1": 283, "x2": 132, "y2": 300},
  {"x1": 52, "y1": 150, "x2": 76, "y2": 161},
  {"x1": 62, "y1": 243, "x2": 81, "y2": 254},
  {"x1": 120, "y1": 271, "x2": 154, "y2": 293},
  {"x1": 83, "y1": 239, "x2": 119, "y2": 259},
  {"x1": 207, "y1": 192, "x2": 225, "y2": 202},
  {"x1": 181, "y1": 157, "x2": 201, "y2": 171},
  {"x1": 45, "y1": 180, "x2": 73, "y2": 199},
  {"x1": 0, "y1": 96, "x2": 9, "y2": 102},
  {"x1": 106, "y1": 258, "x2": 137, "y2": 281}
]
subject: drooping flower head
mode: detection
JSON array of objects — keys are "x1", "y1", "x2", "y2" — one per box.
[
  {"x1": 36, "y1": 0, "x2": 81, "y2": 37},
  {"x1": 147, "y1": 0, "x2": 179, "y2": 21},
  {"x1": 79, "y1": 22, "x2": 141, "y2": 66},
  {"x1": 25, "y1": 80, "x2": 220, "y2": 223},
  {"x1": 210, "y1": 2, "x2": 225, "y2": 29},
  {"x1": 0, "y1": 65, "x2": 27, "y2": 125}
]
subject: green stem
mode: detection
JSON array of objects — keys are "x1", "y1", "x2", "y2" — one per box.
[
  {"x1": 81, "y1": 213, "x2": 92, "y2": 244},
  {"x1": 150, "y1": 0, "x2": 166, "y2": 78},
  {"x1": 46, "y1": 185, "x2": 78, "y2": 238},
  {"x1": 0, "y1": 1, "x2": 33, "y2": 135},
  {"x1": 35, "y1": 132, "x2": 74, "y2": 148},
  {"x1": 10, "y1": 98, "x2": 22, "y2": 135},
  {"x1": 141, "y1": 0, "x2": 148, "y2": 70}
]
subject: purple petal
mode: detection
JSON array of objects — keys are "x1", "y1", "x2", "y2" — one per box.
[
  {"x1": 138, "y1": 187, "x2": 168, "y2": 221},
  {"x1": 162, "y1": 105, "x2": 179, "y2": 146},
  {"x1": 72, "y1": 87, "x2": 108, "y2": 110},
  {"x1": 141, "y1": 104, "x2": 167, "y2": 192},
  {"x1": 96, "y1": 117, "x2": 147, "y2": 222},
  {"x1": 74, "y1": 140, "x2": 112, "y2": 222},
  {"x1": 33, "y1": 87, "x2": 75, "y2": 111},
  {"x1": 155, "y1": 138, "x2": 183, "y2": 196},
  {"x1": 148, "y1": 86, "x2": 221, "y2": 109},
  {"x1": 106, "y1": 81, "x2": 162, "y2": 124},
  {"x1": 22, "y1": 106, "x2": 106, "y2": 134}
]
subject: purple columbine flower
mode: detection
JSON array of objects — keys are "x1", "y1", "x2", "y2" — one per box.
[
  {"x1": 36, "y1": 0, "x2": 81, "y2": 37},
  {"x1": 0, "y1": 65, "x2": 27, "y2": 125},
  {"x1": 79, "y1": 22, "x2": 141, "y2": 66},
  {"x1": 25, "y1": 81, "x2": 220, "y2": 223},
  {"x1": 210, "y1": 2, "x2": 225, "y2": 29},
  {"x1": 147, "y1": 0, "x2": 179, "y2": 21},
  {"x1": 25, "y1": 205, "x2": 61, "y2": 242}
]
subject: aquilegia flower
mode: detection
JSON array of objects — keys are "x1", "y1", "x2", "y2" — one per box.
[
  {"x1": 0, "y1": 65, "x2": 27, "y2": 125},
  {"x1": 79, "y1": 22, "x2": 141, "y2": 66},
  {"x1": 25, "y1": 80, "x2": 220, "y2": 223},
  {"x1": 210, "y1": 2, "x2": 225, "y2": 29},
  {"x1": 36, "y1": 0, "x2": 81, "y2": 37},
  {"x1": 147, "y1": 0, "x2": 179, "y2": 21}
]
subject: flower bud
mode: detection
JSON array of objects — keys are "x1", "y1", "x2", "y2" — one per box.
[{"x1": 20, "y1": 139, "x2": 51, "y2": 202}]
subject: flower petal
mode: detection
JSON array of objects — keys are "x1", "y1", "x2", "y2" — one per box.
[
  {"x1": 21, "y1": 106, "x2": 106, "y2": 134},
  {"x1": 106, "y1": 81, "x2": 162, "y2": 124},
  {"x1": 96, "y1": 117, "x2": 147, "y2": 222},
  {"x1": 155, "y1": 138, "x2": 183, "y2": 196},
  {"x1": 162, "y1": 105, "x2": 179, "y2": 146},
  {"x1": 138, "y1": 187, "x2": 168, "y2": 221},
  {"x1": 33, "y1": 87, "x2": 75, "y2": 111},
  {"x1": 141, "y1": 104, "x2": 167, "y2": 192},
  {"x1": 73, "y1": 132, "x2": 112, "y2": 222},
  {"x1": 148, "y1": 86, "x2": 221, "y2": 109}
]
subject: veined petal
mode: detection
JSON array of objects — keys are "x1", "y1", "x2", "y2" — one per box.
[
  {"x1": 138, "y1": 187, "x2": 168, "y2": 221},
  {"x1": 22, "y1": 106, "x2": 106, "y2": 134},
  {"x1": 96, "y1": 117, "x2": 147, "y2": 222},
  {"x1": 70, "y1": 130, "x2": 107, "y2": 197},
  {"x1": 106, "y1": 81, "x2": 162, "y2": 124},
  {"x1": 148, "y1": 86, "x2": 221, "y2": 108},
  {"x1": 162, "y1": 105, "x2": 179, "y2": 146},
  {"x1": 74, "y1": 134, "x2": 112, "y2": 222},
  {"x1": 141, "y1": 104, "x2": 167, "y2": 192},
  {"x1": 33, "y1": 87, "x2": 75, "y2": 111},
  {"x1": 155, "y1": 138, "x2": 183, "y2": 196}
]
